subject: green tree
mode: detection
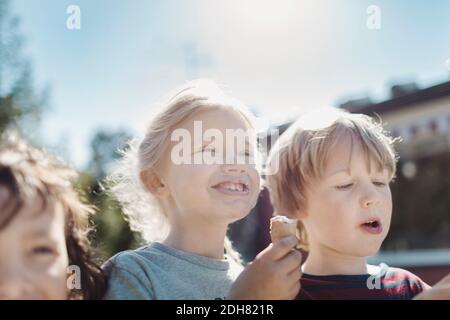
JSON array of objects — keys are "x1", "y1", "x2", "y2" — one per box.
[
  {"x1": 83, "y1": 129, "x2": 139, "y2": 260},
  {"x1": 88, "y1": 129, "x2": 132, "y2": 180},
  {"x1": 0, "y1": 0, "x2": 48, "y2": 135}
]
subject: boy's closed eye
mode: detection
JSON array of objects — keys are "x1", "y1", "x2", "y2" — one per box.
[
  {"x1": 335, "y1": 183, "x2": 353, "y2": 190},
  {"x1": 335, "y1": 180, "x2": 388, "y2": 190}
]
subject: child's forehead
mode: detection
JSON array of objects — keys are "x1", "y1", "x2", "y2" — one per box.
[
  {"x1": 180, "y1": 107, "x2": 251, "y2": 130},
  {"x1": 326, "y1": 136, "x2": 354, "y2": 164},
  {"x1": 22, "y1": 202, "x2": 65, "y2": 235},
  {"x1": 0, "y1": 191, "x2": 65, "y2": 232},
  {"x1": 0, "y1": 201, "x2": 66, "y2": 245},
  {"x1": 322, "y1": 135, "x2": 387, "y2": 176},
  {"x1": 168, "y1": 107, "x2": 257, "y2": 150}
]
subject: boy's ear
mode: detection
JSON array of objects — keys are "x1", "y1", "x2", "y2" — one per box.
[{"x1": 139, "y1": 169, "x2": 169, "y2": 197}]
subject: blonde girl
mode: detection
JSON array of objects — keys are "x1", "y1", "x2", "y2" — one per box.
[{"x1": 103, "y1": 79, "x2": 301, "y2": 300}]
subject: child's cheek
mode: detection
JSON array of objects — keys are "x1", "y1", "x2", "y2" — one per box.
[
  {"x1": 320, "y1": 189, "x2": 356, "y2": 230},
  {"x1": 322, "y1": 189, "x2": 349, "y2": 215},
  {"x1": 42, "y1": 258, "x2": 70, "y2": 299}
]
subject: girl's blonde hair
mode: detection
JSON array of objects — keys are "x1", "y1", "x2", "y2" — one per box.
[
  {"x1": 108, "y1": 79, "x2": 257, "y2": 262},
  {"x1": 265, "y1": 108, "x2": 400, "y2": 250}
]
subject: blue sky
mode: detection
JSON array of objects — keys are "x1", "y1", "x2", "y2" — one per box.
[{"x1": 10, "y1": 0, "x2": 450, "y2": 169}]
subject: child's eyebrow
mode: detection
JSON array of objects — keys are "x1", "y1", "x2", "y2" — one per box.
[
  {"x1": 328, "y1": 168, "x2": 351, "y2": 176},
  {"x1": 371, "y1": 166, "x2": 388, "y2": 173},
  {"x1": 328, "y1": 167, "x2": 388, "y2": 178},
  {"x1": 26, "y1": 229, "x2": 53, "y2": 239}
]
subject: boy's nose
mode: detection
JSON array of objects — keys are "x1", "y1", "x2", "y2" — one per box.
[
  {"x1": 362, "y1": 198, "x2": 375, "y2": 207},
  {"x1": 360, "y1": 189, "x2": 380, "y2": 208}
]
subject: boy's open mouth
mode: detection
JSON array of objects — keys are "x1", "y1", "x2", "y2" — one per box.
[
  {"x1": 360, "y1": 218, "x2": 383, "y2": 235},
  {"x1": 211, "y1": 181, "x2": 249, "y2": 195}
]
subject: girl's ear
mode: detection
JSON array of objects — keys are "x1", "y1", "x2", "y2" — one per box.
[
  {"x1": 293, "y1": 209, "x2": 308, "y2": 220},
  {"x1": 140, "y1": 169, "x2": 169, "y2": 197}
]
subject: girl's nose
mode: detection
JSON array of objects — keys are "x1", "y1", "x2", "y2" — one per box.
[
  {"x1": 0, "y1": 259, "x2": 36, "y2": 300},
  {"x1": 0, "y1": 276, "x2": 34, "y2": 300},
  {"x1": 222, "y1": 163, "x2": 247, "y2": 175}
]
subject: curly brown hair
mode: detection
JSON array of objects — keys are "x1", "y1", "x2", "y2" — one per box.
[{"x1": 0, "y1": 132, "x2": 106, "y2": 299}]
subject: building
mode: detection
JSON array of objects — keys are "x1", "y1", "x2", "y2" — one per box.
[{"x1": 340, "y1": 80, "x2": 450, "y2": 285}]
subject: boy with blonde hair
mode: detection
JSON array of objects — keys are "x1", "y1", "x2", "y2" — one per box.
[{"x1": 266, "y1": 108, "x2": 431, "y2": 299}]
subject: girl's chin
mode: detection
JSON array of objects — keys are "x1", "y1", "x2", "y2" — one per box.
[{"x1": 220, "y1": 206, "x2": 251, "y2": 222}]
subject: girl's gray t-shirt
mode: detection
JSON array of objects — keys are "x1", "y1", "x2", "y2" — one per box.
[{"x1": 102, "y1": 242, "x2": 244, "y2": 300}]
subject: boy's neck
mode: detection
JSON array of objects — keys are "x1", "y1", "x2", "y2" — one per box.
[
  {"x1": 302, "y1": 244, "x2": 369, "y2": 276},
  {"x1": 162, "y1": 217, "x2": 228, "y2": 260}
]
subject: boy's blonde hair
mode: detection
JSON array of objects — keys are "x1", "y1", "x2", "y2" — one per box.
[
  {"x1": 265, "y1": 108, "x2": 400, "y2": 250},
  {"x1": 0, "y1": 131, "x2": 106, "y2": 299},
  {"x1": 108, "y1": 79, "x2": 258, "y2": 262}
]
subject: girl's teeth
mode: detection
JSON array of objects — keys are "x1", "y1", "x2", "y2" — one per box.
[
  {"x1": 221, "y1": 183, "x2": 245, "y2": 192},
  {"x1": 224, "y1": 183, "x2": 235, "y2": 191}
]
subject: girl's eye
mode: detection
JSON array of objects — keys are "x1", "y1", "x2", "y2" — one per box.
[
  {"x1": 203, "y1": 147, "x2": 215, "y2": 154},
  {"x1": 31, "y1": 246, "x2": 55, "y2": 256},
  {"x1": 238, "y1": 151, "x2": 251, "y2": 158},
  {"x1": 373, "y1": 181, "x2": 387, "y2": 187},
  {"x1": 336, "y1": 183, "x2": 353, "y2": 190}
]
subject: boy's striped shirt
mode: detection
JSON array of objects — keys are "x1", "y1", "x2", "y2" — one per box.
[{"x1": 296, "y1": 263, "x2": 431, "y2": 300}]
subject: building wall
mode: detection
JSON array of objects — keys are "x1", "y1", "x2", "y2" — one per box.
[
  {"x1": 381, "y1": 95, "x2": 450, "y2": 130},
  {"x1": 380, "y1": 96, "x2": 450, "y2": 159}
]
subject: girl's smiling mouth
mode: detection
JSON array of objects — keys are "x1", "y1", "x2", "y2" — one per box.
[{"x1": 211, "y1": 180, "x2": 250, "y2": 196}]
